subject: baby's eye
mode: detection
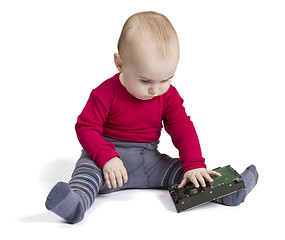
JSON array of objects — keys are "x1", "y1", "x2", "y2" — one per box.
[
  {"x1": 162, "y1": 79, "x2": 170, "y2": 83},
  {"x1": 140, "y1": 79, "x2": 151, "y2": 84}
]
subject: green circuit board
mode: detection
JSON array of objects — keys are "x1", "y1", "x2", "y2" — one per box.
[{"x1": 210, "y1": 165, "x2": 241, "y2": 188}]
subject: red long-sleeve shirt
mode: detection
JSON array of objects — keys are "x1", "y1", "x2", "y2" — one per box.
[{"x1": 75, "y1": 73, "x2": 206, "y2": 173}]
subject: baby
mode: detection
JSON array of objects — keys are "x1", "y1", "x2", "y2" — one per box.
[{"x1": 45, "y1": 11, "x2": 258, "y2": 223}]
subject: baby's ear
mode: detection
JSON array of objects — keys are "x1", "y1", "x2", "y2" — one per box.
[{"x1": 114, "y1": 53, "x2": 123, "y2": 72}]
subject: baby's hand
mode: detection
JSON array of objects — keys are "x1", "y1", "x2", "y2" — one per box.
[
  {"x1": 102, "y1": 157, "x2": 128, "y2": 189},
  {"x1": 178, "y1": 168, "x2": 221, "y2": 188}
]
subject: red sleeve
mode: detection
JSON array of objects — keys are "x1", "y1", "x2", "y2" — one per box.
[
  {"x1": 75, "y1": 87, "x2": 120, "y2": 169},
  {"x1": 163, "y1": 87, "x2": 206, "y2": 173}
]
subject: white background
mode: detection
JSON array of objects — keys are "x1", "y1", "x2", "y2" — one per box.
[{"x1": 1, "y1": 0, "x2": 284, "y2": 239}]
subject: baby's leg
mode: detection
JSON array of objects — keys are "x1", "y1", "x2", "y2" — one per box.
[
  {"x1": 100, "y1": 138, "x2": 184, "y2": 190},
  {"x1": 142, "y1": 150, "x2": 184, "y2": 188},
  {"x1": 213, "y1": 165, "x2": 259, "y2": 206},
  {"x1": 142, "y1": 148, "x2": 259, "y2": 207},
  {"x1": 45, "y1": 151, "x2": 104, "y2": 223}
]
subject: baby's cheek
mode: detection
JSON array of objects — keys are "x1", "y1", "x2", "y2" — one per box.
[{"x1": 161, "y1": 85, "x2": 170, "y2": 94}]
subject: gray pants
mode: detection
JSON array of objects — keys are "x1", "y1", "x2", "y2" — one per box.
[
  {"x1": 69, "y1": 137, "x2": 184, "y2": 210},
  {"x1": 46, "y1": 137, "x2": 256, "y2": 223}
]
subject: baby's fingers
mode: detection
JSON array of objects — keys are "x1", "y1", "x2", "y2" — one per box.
[
  {"x1": 203, "y1": 170, "x2": 221, "y2": 183},
  {"x1": 189, "y1": 175, "x2": 200, "y2": 188},
  {"x1": 208, "y1": 170, "x2": 222, "y2": 176},
  {"x1": 196, "y1": 174, "x2": 206, "y2": 187},
  {"x1": 120, "y1": 167, "x2": 128, "y2": 184},
  {"x1": 177, "y1": 178, "x2": 187, "y2": 188},
  {"x1": 114, "y1": 169, "x2": 123, "y2": 187},
  {"x1": 104, "y1": 172, "x2": 112, "y2": 189}
]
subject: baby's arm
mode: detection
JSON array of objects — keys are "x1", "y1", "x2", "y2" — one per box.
[
  {"x1": 76, "y1": 88, "x2": 120, "y2": 170},
  {"x1": 178, "y1": 168, "x2": 221, "y2": 188},
  {"x1": 163, "y1": 87, "x2": 207, "y2": 174},
  {"x1": 102, "y1": 157, "x2": 128, "y2": 189}
]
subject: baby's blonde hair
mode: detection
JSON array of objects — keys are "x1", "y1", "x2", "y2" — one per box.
[{"x1": 118, "y1": 11, "x2": 179, "y2": 61}]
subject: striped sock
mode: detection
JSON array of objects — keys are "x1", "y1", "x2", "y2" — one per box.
[
  {"x1": 45, "y1": 160, "x2": 103, "y2": 223},
  {"x1": 69, "y1": 161, "x2": 103, "y2": 210},
  {"x1": 45, "y1": 182, "x2": 85, "y2": 224}
]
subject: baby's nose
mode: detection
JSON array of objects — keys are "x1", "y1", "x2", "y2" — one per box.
[{"x1": 149, "y1": 85, "x2": 159, "y2": 95}]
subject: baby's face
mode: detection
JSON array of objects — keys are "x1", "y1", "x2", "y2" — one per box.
[{"x1": 118, "y1": 43, "x2": 179, "y2": 101}]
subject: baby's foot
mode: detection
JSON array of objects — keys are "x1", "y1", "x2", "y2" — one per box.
[
  {"x1": 214, "y1": 165, "x2": 259, "y2": 206},
  {"x1": 45, "y1": 182, "x2": 85, "y2": 224}
]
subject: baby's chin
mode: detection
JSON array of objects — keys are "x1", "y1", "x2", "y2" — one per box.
[{"x1": 135, "y1": 95, "x2": 158, "y2": 101}]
